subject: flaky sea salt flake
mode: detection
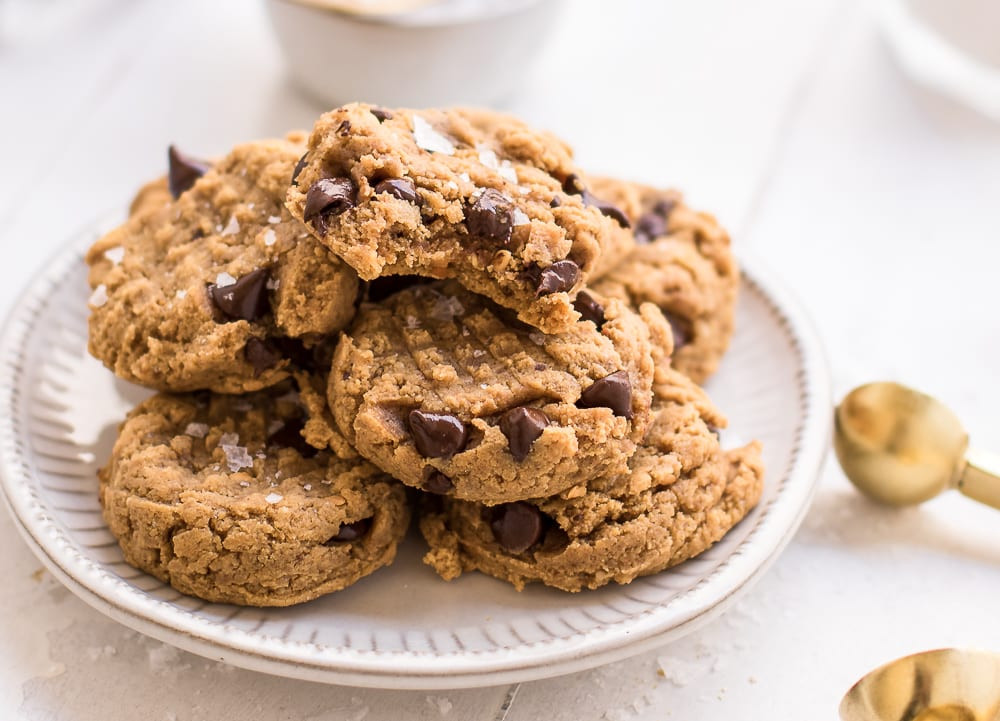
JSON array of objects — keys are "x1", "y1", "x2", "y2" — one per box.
[
  {"x1": 262, "y1": 228, "x2": 277, "y2": 246},
  {"x1": 88, "y1": 284, "x2": 108, "y2": 308},
  {"x1": 184, "y1": 422, "x2": 209, "y2": 438},
  {"x1": 214, "y1": 272, "x2": 237, "y2": 288},
  {"x1": 268, "y1": 215, "x2": 281, "y2": 224},
  {"x1": 512, "y1": 208, "x2": 530, "y2": 226},
  {"x1": 220, "y1": 215, "x2": 240, "y2": 236},
  {"x1": 175, "y1": 289, "x2": 187, "y2": 299},
  {"x1": 412, "y1": 115, "x2": 455, "y2": 155},
  {"x1": 264, "y1": 492, "x2": 283, "y2": 504},
  {"x1": 104, "y1": 246, "x2": 125, "y2": 265}
]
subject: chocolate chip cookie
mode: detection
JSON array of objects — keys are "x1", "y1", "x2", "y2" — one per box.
[
  {"x1": 587, "y1": 177, "x2": 738, "y2": 383},
  {"x1": 87, "y1": 135, "x2": 360, "y2": 393},
  {"x1": 419, "y1": 368, "x2": 764, "y2": 591},
  {"x1": 285, "y1": 103, "x2": 633, "y2": 334},
  {"x1": 329, "y1": 281, "x2": 670, "y2": 504},
  {"x1": 99, "y1": 382, "x2": 409, "y2": 606}
]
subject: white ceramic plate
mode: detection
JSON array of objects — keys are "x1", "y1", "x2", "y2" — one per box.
[{"x1": 0, "y1": 217, "x2": 831, "y2": 689}]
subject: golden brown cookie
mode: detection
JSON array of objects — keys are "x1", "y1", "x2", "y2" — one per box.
[
  {"x1": 87, "y1": 135, "x2": 360, "y2": 393},
  {"x1": 285, "y1": 103, "x2": 633, "y2": 334},
  {"x1": 99, "y1": 382, "x2": 409, "y2": 606},
  {"x1": 587, "y1": 177, "x2": 738, "y2": 383},
  {"x1": 419, "y1": 368, "x2": 764, "y2": 592},
  {"x1": 329, "y1": 281, "x2": 669, "y2": 504}
]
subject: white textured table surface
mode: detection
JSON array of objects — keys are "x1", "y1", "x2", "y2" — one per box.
[{"x1": 3, "y1": 1, "x2": 1000, "y2": 718}]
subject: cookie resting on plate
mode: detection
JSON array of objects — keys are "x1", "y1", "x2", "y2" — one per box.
[
  {"x1": 587, "y1": 176, "x2": 738, "y2": 383},
  {"x1": 86, "y1": 135, "x2": 359, "y2": 393},
  {"x1": 285, "y1": 103, "x2": 634, "y2": 334},
  {"x1": 329, "y1": 280, "x2": 672, "y2": 504},
  {"x1": 419, "y1": 367, "x2": 764, "y2": 592},
  {"x1": 99, "y1": 382, "x2": 409, "y2": 606}
]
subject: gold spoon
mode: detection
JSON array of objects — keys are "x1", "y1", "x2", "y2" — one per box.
[
  {"x1": 834, "y1": 382, "x2": 1000, "y2": 509},
  {"x1": 840, "y1": 648, "x2": 1000, "y2": 721}
]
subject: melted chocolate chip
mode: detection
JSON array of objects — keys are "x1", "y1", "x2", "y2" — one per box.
[
  {"x1": 336, "y1": 120, "x2": 352, "y2": 136},
  {"x1": 267, "y1": 416, "x2": 318, "y2": 458},
  {"x1": 167, "y1": 145, "x2": 211, "y2": 199},
  {"x1": 577, "y1": 370, "x2": 633, "y2": 419},
  {"x1": 573, "y1": 290, "x2": 605, "y2": 328},
  {"x1": 324, "y1": 517, "x2": 372, "y2": 545},
  {"x1": 660, "y1": 309, "x2": 692, "y2": 349},
  {"x1": 208, "y1": 269, "x2": 270, "y2": 322},
  {"x1": 303, "y1": 177, "x2": 357, "y2": 233},
  {"x1": 370, "y1": 108, "x2": 394, "y2": 122},
  {"x1": 635, "y1": 211, "x2": 668, "y2": 244},
  {"x1": 561, "y1": 174, "x2": 586, "y2": 195},
  {"x1": 549, "y1": 196, "x2": 562, "y2": 208},
  {"x1": 489, "y1": 502, "x2": 544, "y2": 554},
  {"x1": 466, "y1": 188, "x2": 515, "y2": 243},
  {"x1": 291, "y1": 154, "x2": 308, "y2": 185},
  {"x1": 244, "y1": 337, "x2": 281, "y2": 376},
  {"x1": 423, "y1": 469, "x2": 454, "y2": 495},
  {"x1": 528, "y1": 260, "x2": 581, "y2": 296},
  {"x1": 365, "y1": 275, "x2": 432, "y2": 303},
  {"x1": 408, "y1": 410, "x2": 468, "y2": 459},
  {"x1": 653, "y1": 197, "x2": 678, "y2": 218},
  {"x1": 499, "y1": 407, "x2": 549, "y2": 462},
  {"x1": 580, "y1": 190, "x2": 631, "y2": 228},
  {"x1": 374, "y1": 178, "x2": 419, "y2": 204}
]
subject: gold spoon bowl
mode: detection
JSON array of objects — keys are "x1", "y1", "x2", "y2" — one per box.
[
  {"x1": 834, "y1": 382, "x2": 1000, "y2": 509},
  {"x1": 841, "y1": 648, "x2": 1000, "y2": 721}
]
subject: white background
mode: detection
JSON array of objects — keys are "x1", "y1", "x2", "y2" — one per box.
[{"x1": 2, "y1": 0, "x2": 999, "y2": 718}]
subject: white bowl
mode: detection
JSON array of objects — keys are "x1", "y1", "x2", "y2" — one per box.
[{"x1": 265, "y1": 0, "x2": 565, "y2": 108}]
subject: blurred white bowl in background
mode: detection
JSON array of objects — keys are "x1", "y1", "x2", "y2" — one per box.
[
  {"x1": 880, "y1": 0, "x2": 1000, "y2": 120},
  {"x1": 265, "y1": 0, "x2": 565, "y2": 108}
]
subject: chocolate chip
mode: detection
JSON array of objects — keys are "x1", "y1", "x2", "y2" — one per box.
[
  {"x1": 661, "y1": 309, "x2": 692, "y2": 349},
  {"x1": 267, "y1": 416, "x2": 318, "y2": 458},
  {"x1": 291, "y1": 154, "x2": 308, "y2": 185},
  {"x1": 423, "y1": 469, "x2": 454, "y2": 495},
  {"x1": 549, "y1": 196, "x2": 562, "y2": 208},
  {"x1": 374, "y1": 178, "x2": 419, "y2": 204},
  {"x1": 303, "y1": 178, "x2": 357, "y2": 233},
  {"x1": 577, "y1": 370, "x2": 633, "y2": 419},
  {"x1": 208, "y1": 269, "x2": 270, "y2": 322},
  {"x1": 167, "y1": 145, "x2": 211, "y2": 199},
  {"x1": 581, "y1": 190, "x2": 630, "y2": 228},
  {"x1": 365, "y1": 275, "x2": 431, "y2": 303},
  {"x1": 635, "y1": 211, "x2": 668, "y2": 244},
  {"x1": 653, "y1": 198, "x2": 677, "y2": 218},
  {"x1": 244, "y1": 337, "x2": 281, "y2": 376},
  {"x1": 489, "y1": 502, "x2": 544, "y2": 554},
  {"x1": 408, "y1": 410, "x2": 467, "y2": 459},
  {"x1": 573, "y1": 290, "x2": 605, "y2": 328},
  {"x1": 324, "y1": 517, "x2": 372, "y2": 545},
  {"x1": 561, "y1": 174, "x2": 586, "y2": 195},
  {"x1": 528, "y1": 260, "x2": 581, "y2": 296},
  {"x1": 336, "y1": 120, "x2": 351, "y2": 136},
  {"x1": 466, "y1": 188, "x2": 515, "y2": 243},
  {"x1": 499, "y1": 407, "x2": 548, "y2": 462},
  {"x1": 370, "y1": 108, "x2": 393, "y2": 122}
]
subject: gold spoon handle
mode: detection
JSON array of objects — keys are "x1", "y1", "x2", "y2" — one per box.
[{"x1": 957, "y1": 448, "x2": 1000, "y2": 510}]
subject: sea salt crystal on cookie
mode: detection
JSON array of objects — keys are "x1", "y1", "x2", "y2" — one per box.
[
  {"x1": 264, "y1": 492, "x2": 283, "y2": 504},
  {"x1": 175, "y1": 289, "x2": 187, "y2": 299},
  {"x1": 215, "y1": 272, "x2": 237, "y2": 288},
  {"x1": 88, "y1": 284, "x2": 108, "y2": 308},
  {"x1": 268, "y1": 215, "x2": 281, "y2": 224},
  {"x1": 220, "y1": 216, "x2": 240, "y2": 236},
  {"x1": 104, "y1": 246, "x2": 125, "y2": 265},
  {"x1": 498, "y1": 162, "x2": 518, "y2": 184},
  {"x1": 183, "y1": 422, "x2": 209, "y2": 438},
  {"x1": 512, "y1": 208, "x2": 530, "y2": 226},
  {"x1": 412, "y1": 115, "x2": 455, "y2": 155},
  {"x1": 262, "y1": 228, "x2": 277, "y2": 246}
]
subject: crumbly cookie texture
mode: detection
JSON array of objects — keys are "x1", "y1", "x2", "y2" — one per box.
[
  {"x1": 285, "y1": 103, "x2": 633, "y2": 334},
  {"x1": 587, "y1": 177, "x2": 738, "y2": 383},
  {"x1": 329, "y1": 281, "x2": 668, "y2": 504},
  {"x1": 86, "y1": 134, "x2": 360, "y2": 393},
  {"x1": 99, "y1": 383, "x2": 409, "y2": 606},
  {"x1": 419, "y1": 368, "x2": 764, "y2": 592}
]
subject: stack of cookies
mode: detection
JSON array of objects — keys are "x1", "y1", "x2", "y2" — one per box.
[{"x1": 86, "y1": 103, "x2": 764, "y2": 606}]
